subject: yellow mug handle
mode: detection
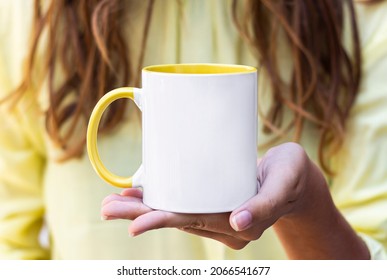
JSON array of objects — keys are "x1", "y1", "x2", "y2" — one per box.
[{"x1": 87, "y1": 87, "x2": 139, "y2": 188}]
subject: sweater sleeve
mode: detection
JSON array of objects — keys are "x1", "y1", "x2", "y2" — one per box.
[
  {"x1": 0, "y1": 104, "x2": 49, "y2": 259},
  {"x1": 0, "y1": 0, "x2": 49, "y2": 259}
]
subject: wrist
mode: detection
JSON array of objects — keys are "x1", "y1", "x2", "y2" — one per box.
[{"x1": 273, "y1": 160, "x2": 370, "y2": 259}]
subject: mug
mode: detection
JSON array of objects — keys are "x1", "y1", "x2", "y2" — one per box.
[{"x1": 87, "y1": 64, "x2": 258, "y2": 213}]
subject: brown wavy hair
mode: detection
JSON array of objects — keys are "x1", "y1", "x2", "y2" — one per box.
[
  {"x1": 233, "y1": 0, "x2": 361, "y2": 174},
  {"x1": 6, "y1": 0, "x2": 154, "y2": 160},
  {"x1": 8, "y1": 0, "x2": 361, "y2": 173}
]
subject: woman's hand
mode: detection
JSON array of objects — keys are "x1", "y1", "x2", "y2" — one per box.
[
  {"x1": 101, "y1": 142, "x2": 370, "y2": 258},
  {"x1": 101, "y1": 143, "x2": 319, "y2": 249}
]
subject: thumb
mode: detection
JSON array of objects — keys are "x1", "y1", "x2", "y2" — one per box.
[
  {"x1": 229, "y1": 192, "x2": 272, "y2": 232},
  {"x1": 230, "y1": 175, "x2": 289, "y2": 232},
  {"x1": 230, "y1": 209, "x2": 253, "y2": 232}
]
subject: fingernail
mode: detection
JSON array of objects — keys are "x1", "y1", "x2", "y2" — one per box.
[
  {"x1": 101, "y1": 215, "x2": 118, "y2": 221},
  {"x1": 129, "y1": 231, "x2": 143, "y2": 237},
  {"x1": 231, "y1": 210, "x2": 252, "y2": 231}
]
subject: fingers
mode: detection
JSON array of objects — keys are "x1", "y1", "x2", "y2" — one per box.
[
  {"x1": 101, "y1": 194, "x2": 152, "y2": 220},
  {"x1": 101, "y1": 191, "x2": 265, "y2": 249},
  {"x1": 121, "y1": 188, "x2": 143, "y2": 198},
  {"x1": 128, "y1": 210, "x2": 250, "y2": 249},
  {"x1": 128, "y1": 211, "x2": 173, "y2": 235},
  {"x1": 128, "y1": 210, "x2": 234, "y2": 236},
  {"x1": 230, "y1": 166, "x2": 299, "y2": 233},
  {"x1": 101, "y1": 188, "x2": 143, "y2": 207},
  {"x1": 99, "y1": 143, "x2": 310, "y2": 251},
  {"x1": 231, "y1": 193, "x2": 279, "y2": 230}
]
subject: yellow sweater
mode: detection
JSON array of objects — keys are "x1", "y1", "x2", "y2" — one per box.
[{"x1": 0, "y1": 0, "x2": 386, "y2": 259}]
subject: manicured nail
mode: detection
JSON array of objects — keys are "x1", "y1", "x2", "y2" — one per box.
[{"x1": 231, "y1": 210, "x2": 252, "y2": 231}]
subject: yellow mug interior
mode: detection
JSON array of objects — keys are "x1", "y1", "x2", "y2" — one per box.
[{"x1": 143, "y1": 64, "x2": 256, "y2": 75}]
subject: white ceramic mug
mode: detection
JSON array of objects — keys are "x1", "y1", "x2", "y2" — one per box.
[{"x1": 87, "y1": 64, "x2": 258, "y2": 213}]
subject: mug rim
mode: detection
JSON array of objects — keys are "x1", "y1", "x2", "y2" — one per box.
[{"x1": 143, "y1": 63, "x2": 257, "y2": 75}]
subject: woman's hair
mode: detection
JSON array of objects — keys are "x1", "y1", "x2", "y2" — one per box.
[
  {"x1": 9, "y1": 0, "x2": 361, "y2": 173},
  {"x1": 8, "y1": 0, "x2": 154, "y2": 160},
  {"x1": 233, "y1": 0, "x2": 361, "y2": 174}
]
